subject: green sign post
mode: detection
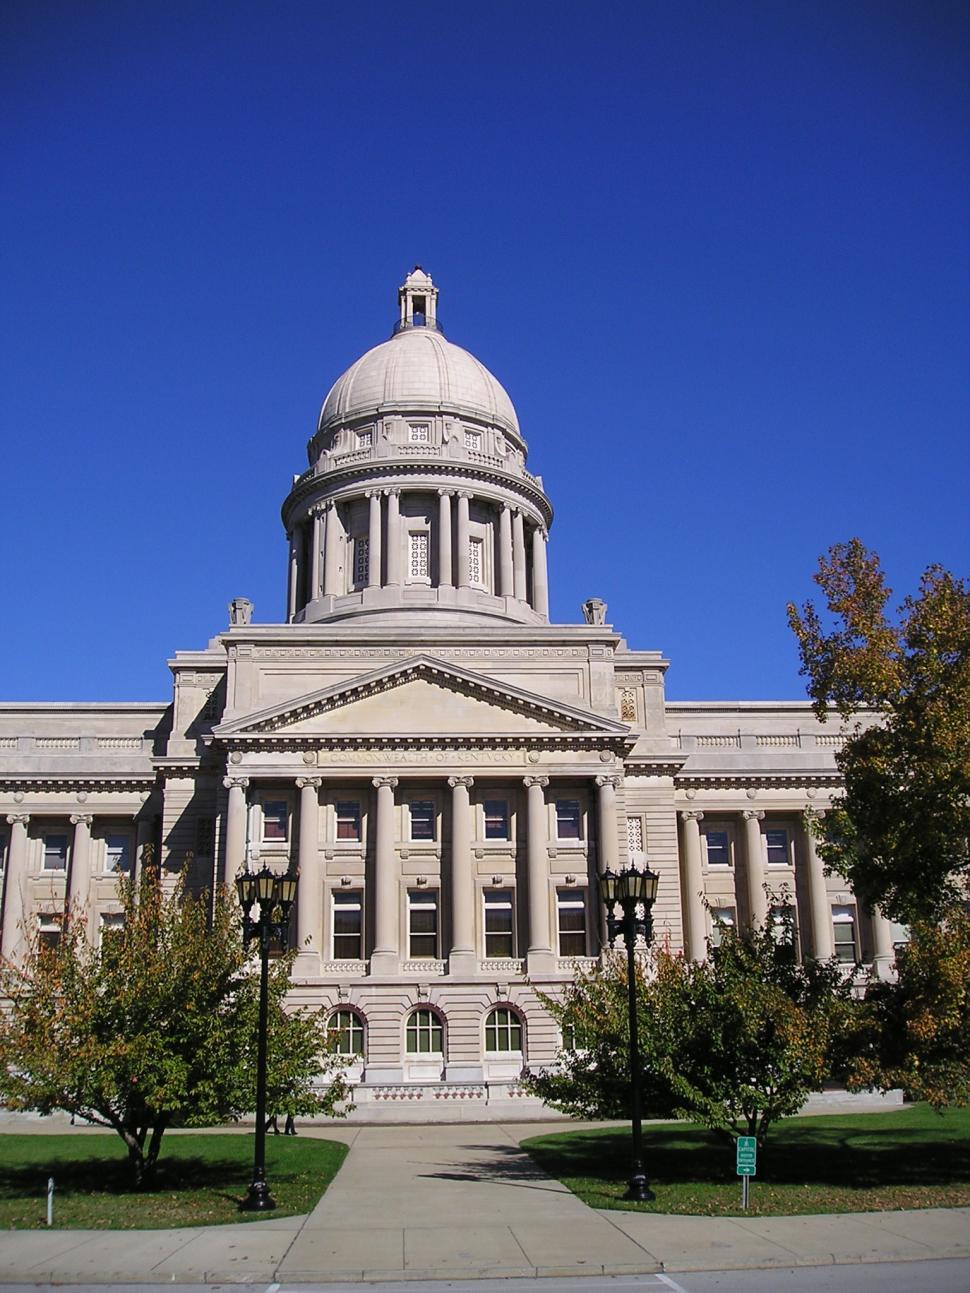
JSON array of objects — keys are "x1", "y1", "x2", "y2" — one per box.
[{"x1": 736, "y1": 1136, "x2": 757, "y2": 1210}]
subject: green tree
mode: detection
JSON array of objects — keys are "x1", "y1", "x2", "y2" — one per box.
[
  {"x1": 0, "y1": 858, "x2": 348, "y2": 1184},
  {"x1": 847, "y1": 906, "x2": 970, "y2": 1108},
  {"x1": 529, "y1": 919, "x2": 853, "y2": 1147},
  {"x1": 787, "y1": 540, "x2": 970, "y2": 923}
]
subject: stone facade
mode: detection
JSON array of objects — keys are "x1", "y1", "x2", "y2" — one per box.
[{"x1": 0, "y1": 269, "x2": 895, "y2": 1120}]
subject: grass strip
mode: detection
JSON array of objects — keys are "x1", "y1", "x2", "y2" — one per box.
[
  {"x1": 522, "y1": 1103, "x2": 970, "y2": 1216},
  {"x1": 0, "y1": 1131, "x2": 347, "y2": 1229}
]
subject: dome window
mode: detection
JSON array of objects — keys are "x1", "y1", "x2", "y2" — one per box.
[
  {"x1": 464, "y1": 429, "x2": 482, "y2": 451},
  {"x1": 408, "y1": 422, "x2": 430, "y2": 443}
]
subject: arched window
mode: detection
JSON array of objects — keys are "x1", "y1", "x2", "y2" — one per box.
[
  {"x1": 485, "y1": 1006, "x2": 523, "y2": 1054},
  {"x1": 328, "y1": 1009, "x2": 365, "y2": 1058},
  {"x1": 406, "y1": 1008, "x2": 444, "y2": 1055}
]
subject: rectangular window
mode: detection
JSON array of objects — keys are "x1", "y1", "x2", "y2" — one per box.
[
  {"x1": 484, "y1": 888, "x2": 515, "y2": 958},
  {"x1": 37, "y1": 915, "x2": 62, "y2": 951},
  {"x1": 195, "y1": 816, "x2": 215, "y2": 858},
  {"x1": 765, "y1": 828, "x2": 790, "y2": 866},
  {"x1": 104, "y1": 833, "x2": 131, "y2": 873},
  {"x1": 468, "y1": 536, "x2": 484, "y2": 586},
  {"x1": 408, "y1": 423, "x2": 430, "y2": 443},
  {"x1": 261, "y1": 800, "x2": 289, "y2": 842},
  {"x1": 770, "y1": 903, "x2": 797, "y2": 946},
  {"x1": 353, "y1": 536, "x2": 370, "y2": 587},
  {"x1": 43, "y1": 833, "x2": 68, "y2": 872},
  {"x1": 409, "y1": 800, "x2": 435, "y2": 841},
  {"x1": 626, "y1": 816, "x2": 644, "y2": 854},
  {"x1": 555, "y1": 799, "x2": 582, "y2": 840},
  {"x1": 704, "y1": 830, "x2": 730, "y2": 866},
  {"x1": 408, "y1": 889, "x2": 439, "y2": 958},
  {"x1": 557, "y1": 888, "x2": 587, "y2": 956},
  {"x1": 355, "y1": 430, "x2": 372, "y2": 450},
  {"x1": 332, "y1": 890, "x2": 363, "y2": 959},
  {"x1": 483, "y1": 799, "x2": 509, "y2": 840},
  {"x1": 710, "y1": 906, "x2": 736, "y2": 947},
  {"x1": 832, "y1": 905, "x2": 858, "y2": 964},
  {"x1": 336, "y1": 801, "x2": 362, "y2": 842},
  {"x1": 409, "y1": 531, "x2": 430, "y2": 579},
  {"x1": 463, "y1": 429, "x2": 482, "y2": 450}
]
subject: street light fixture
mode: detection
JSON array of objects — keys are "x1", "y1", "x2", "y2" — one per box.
[
  {"x1": 600, "y1": 862, "x2": 660, "y2": 1203},
  {"x1": 235, "y1": 864, "x2": 298, "y2": 1212}
]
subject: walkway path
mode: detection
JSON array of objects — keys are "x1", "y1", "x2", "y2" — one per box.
[{"x1": 0, "y1": 1121, "x2": 967, "y2": 1284}]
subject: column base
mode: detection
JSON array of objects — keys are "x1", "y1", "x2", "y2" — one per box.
[
  {"x1": 292, "y1": 949, "x2": 322, "y2": 977},
  {"x1": 368, "y1": 950, "x2": 401, "y2": 976},
  {"x1": 448, "y1": 949, "x2": 477, "y2": 976},
  {"x1": 872, "y1": 954, "x2": 897, "y2": 982},
  {"x1": 526, "y1": 948, "x2": 557, "y2": 976}
]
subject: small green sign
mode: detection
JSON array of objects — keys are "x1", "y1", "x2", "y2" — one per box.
[{"x1": 736, "y1": 1136, "x2": 757, "y2": 1177}]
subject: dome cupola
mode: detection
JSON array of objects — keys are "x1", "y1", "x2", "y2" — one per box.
[{"x1": 282, "y1": 270, "x2": 552, "y2": 628}]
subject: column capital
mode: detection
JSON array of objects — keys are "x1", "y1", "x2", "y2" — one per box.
[
  {"x1": 383, "y1": 486, "x2": 401, "y2": 498},
  {"x1": 437, "y1": 487, "x2": 455, "y2": 498},
  {"x1": 680, "y1": 809, "x2": 705, "y2": 823},
  {"x1": 523, "y1": 775, "x2": 549, "y2": 790},
  {"x1": 366, "y1": 488, "x2": 382, "y2": 499},
  {"x1": 457, "y1": 489, "x2": 473, "y2": 500},
  {"x1": 223, "y1": 776, "x2": 250, "y2": 791},
  {"x1": 595, "y1": 774, "x2": 623, "y2": 790},
  {"x1": 447, "y1": 775, "x2": 474, "y2": 790},
  {"x1": 70, "y1": 813, "x2": 93, "y2": 826},
  {"x1": 372, "y1": 775, "x2": 399, "y2": 789},
  {"x1": 743, "y1": 809, "x2": 765, "y2": 822},
  {"x1": 296, "y1": 777, "x2": 322, "y2": 791},
  {"x1": 6, "y1": 813, "x2": 29, "y2": 826}
]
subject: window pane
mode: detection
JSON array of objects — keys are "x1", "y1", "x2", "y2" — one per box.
[
  {"x1": 832, "y1": 905, "x2": 857, "y2": 963},
  {"x1": 485, "y1": 1007, "x2": 522, "y2": 1053},
  {"x1": 409, "y1": 891, "x2": 438, "y2": 958},
  {"x1": 483, "y1": 800, "x2": 509, "y2": 840},
  {"x1": 43, "y1": 834, "x2": 68, "y2": 870},
  {"x1": 409, "y1": 801, "x2": 435, "y2": 840},
  {"x1": 262, "y1": 801, "x2": 288, "y2": 841},
  {"x1": 705, "y1": 830, "x2": 730, "y2": 865},
  {"x1": 105, "y1": 834, "x2": 130, "y2": 873},
  {"x1": 557, "y1": 889, "x2": 586, "y2": 956},
  {"x1": 555, "y1": 800, "x2": 581, "y2": 839},
  {"x1": 468, "y1": 537, "x2": 483, "y2": 585},
  {"x1": 336, "y1": 801, "x2": 361, "y2": 841},
  {"x1": 765, "y1": 829, "x2": 789, "y2": 865},
  {"x1": 354, "y1": 536, "x2": 370, "y2": 587},
  {"x1": 329, "y1": 1009, "x2": 365, "y2": 1056},
  {"x1": 406, "y1": 1009, "x2": 442, "y2": 1054},
  {"x1": 484, "y1": 889, "x2": 514, "y2": 958},
  {"x1": 710, "y1": 906, "x2": 735, "y2": 947},
  {"x1": 333, "y1": 890, "x2": 363, "y2": 959}
]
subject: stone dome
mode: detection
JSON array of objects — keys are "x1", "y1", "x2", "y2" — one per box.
[{"x1": 318, "y1": 272, "x2": 520, "y2": 439}]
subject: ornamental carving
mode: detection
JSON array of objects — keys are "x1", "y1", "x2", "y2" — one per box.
[{"x1": 619, "y1": 689, "x2": 637, "y2": 721}]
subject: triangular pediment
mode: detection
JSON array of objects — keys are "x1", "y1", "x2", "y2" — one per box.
[{"x1": 214, "y1": 654, "x2": 630, "y2": 741}]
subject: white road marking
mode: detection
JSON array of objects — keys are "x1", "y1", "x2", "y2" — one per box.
[{"x1": 657, "y1": 1274, "x2": 692, "y2": 1293}]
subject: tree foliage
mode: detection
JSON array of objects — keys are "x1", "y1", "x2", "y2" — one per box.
[
  {"x1": 529, "y1": 920, "x2": 853, "y2": 1147},
  {"x1": 787, "y1": 540, "x2": 970, "y2": 922},
  {"x1": 0, "y1": 859, "x2": 349, "y2": 1184},
  {"x1": 847, "y1": 906, "x2": 970, "y2": 1108}
]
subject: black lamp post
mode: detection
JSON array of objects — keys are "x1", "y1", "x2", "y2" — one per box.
[
  {"x1": 235, "y1": 864, "x2": 298, "y2": 1212},
  {"x1": 600, "y1": 862, "x2": 660, "y2": 1203}
]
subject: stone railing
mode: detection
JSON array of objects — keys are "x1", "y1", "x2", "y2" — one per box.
[{"x1": 755, "y1": 734, "x2": 801, "y2": 748}]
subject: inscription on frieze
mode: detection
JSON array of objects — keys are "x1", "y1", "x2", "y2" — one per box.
[{"x1": 250, "y1": 646, "x2": 587, "y2": 661}]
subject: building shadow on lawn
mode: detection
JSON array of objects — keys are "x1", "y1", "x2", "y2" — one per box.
[
  {"x1": 524, "y1": 1123, "x2": 970, "y2": 1190},
  {"x1": 0, "y1": 1153, "x2": 256, "y2": 1201}
]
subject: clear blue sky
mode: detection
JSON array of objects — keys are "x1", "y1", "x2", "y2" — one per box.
[{"x1": 2, "y1": 1, "x2": 967, "y2": 703}]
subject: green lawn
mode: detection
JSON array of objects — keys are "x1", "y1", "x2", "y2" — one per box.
[
  {"x1": 0, "y1": 1131, "x2": 348, "y2": 1229},
  {"x1": 523, "y1": 1103, "x2": 970, "y2": 1216}
]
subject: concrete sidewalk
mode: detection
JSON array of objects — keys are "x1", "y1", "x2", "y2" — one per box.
[{"x1": 0, "y1": 1121, "x2": 968, "y2": 1284}]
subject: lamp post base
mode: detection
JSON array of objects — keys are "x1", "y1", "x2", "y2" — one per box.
[
  {"x1": 624, "y1": 1170, "x2": 654, "y2": 1203},
  {"x1": 241, "y1": 1180, "x2": 277, "y2": 1212}
]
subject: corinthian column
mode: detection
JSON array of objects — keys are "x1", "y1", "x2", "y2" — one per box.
[
  {"x1": 385, "y1": 490, "x2": 401, "y2": 586},
  {"x1": 309, "y1": 510, "x2": 322, "y2": 601},
  {"x1": 802, "y1": 814, "x2": 834, "y2": 959},
  {"x1": 870, "y1": 907, "x2": 896, "y2": 981},
  {"x1": 456, "y1": 491, "x2": 471, "y2": 589},
  {"x1": 532, "y1": 526, "x2": 549, "y2": 617},
  {"x1": 679, "y1": 810, "x2": 707, "y2": 962},
  {"x1": 367, "y1": 490, "x2": 382, "y2": 588},
  {"x1": 323, "y1": 501, "x2": 344, "y2": 596},
  {"x1": 524, "y1": 776, "x2": 553, "y2": 973},
  {"x1": 512, "y1": 510, "x2": 527, "y2": 601},
  {"x1": 223, "y1": 777, "x2": 249, "y2": 889},
  {"x1": 437, "y1": 489, "x2": 453, "y2": 587},
  {"x1": 742, "y1": 809, "x2": 767, "y2": 928},
  {"x1": 448, "y1": 776, "x2": 475, "y2": 974},
  {"x1": 595, "y1": 775, "x2": 621, "y2": 874},
  {"x1": 287, "y1": 534, "x2": 298, "y2": 621},
  {"x1": 499, "y1": 503, "x2": 514, "y2": 596},
  {"x1": 1, "y1": 814, "x2": 29, "y2": 964},
  {"x1": 68, "y1": 814, "x2": 93, "y2": 936},
  {"x1": 371, "y1": 776, "x2": 399, "y2": 973},
  {"x1": 296, "y1": 778, "x2": 322, "y2": 958}
]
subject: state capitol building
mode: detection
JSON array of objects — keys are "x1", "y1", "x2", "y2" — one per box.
[{"x1": 0, "y1": 270, "x2": 896, "y2": 1119}]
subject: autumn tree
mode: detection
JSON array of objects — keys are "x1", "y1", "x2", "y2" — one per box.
[
  {"x1": 0, "y1": 859, "x2": 349, "y2": 1185},
  {"x1": 847, "y1": 906, "x2": 970, "y2": 1108},
  {"x1": 787, "y1": 540, "x2": 970, "y2": 923},
  {"x1": 529, "y1": 917, "x2": 853, "y2": 1147}
]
